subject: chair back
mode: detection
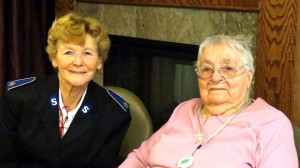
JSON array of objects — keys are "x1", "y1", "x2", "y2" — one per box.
[
  {"x1": 293, "y1": 125, "x2": 300, "y2": 164},
  {"x1": 104, "y1": 86, "x2": 153, "y2": 160}
]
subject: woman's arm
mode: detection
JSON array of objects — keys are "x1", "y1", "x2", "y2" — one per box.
[
  {"x1": 0, "y1": 92, "x2": 19, "y2": 167},
  {"x1": 118, "y1": 124, "x2": 166, "y2": 168},
  {"x1": 257, "y1": 117, "x2": 298, "y2": 168}
]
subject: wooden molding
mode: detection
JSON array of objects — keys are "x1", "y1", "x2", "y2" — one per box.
[
  {"x1": 55, "y1": 0, "x2": 259, "y2": 17},
  {"x1": 77, "y1": 0, "x2": 259, "y2": 11}
]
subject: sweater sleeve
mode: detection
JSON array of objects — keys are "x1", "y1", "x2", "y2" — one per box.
[{"x1": 257, "y1": 117, "x2": 298, "y2": 168}]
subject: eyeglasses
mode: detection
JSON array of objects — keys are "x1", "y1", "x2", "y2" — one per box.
[{"x1": 195, "y1": 64, "x2": 248, "y2": 79}]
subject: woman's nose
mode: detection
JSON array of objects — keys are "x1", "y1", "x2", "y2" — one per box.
[
  {"x1": 210, "y1": 69, "x2": 224, "y2": 82},
  {"x1": 73, "y1": 54, "x2": 83, "y2": 66}
]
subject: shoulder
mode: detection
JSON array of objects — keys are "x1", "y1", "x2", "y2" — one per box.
[
  {"x1": 4, "y1": 75, "x2": 58, "y2": 100},
  {"x1": 6, "y1": 77, "x2": 37, "y2": 91},
  {"x1": 247, "y1": 98, "x2": 288, "y2": 120},
  {"x1": 241, "y1": 98, "x2": 292, "y2": 129},
  {"x1": 3, "y1": 77, "x2": 41, "y2": 105},
  {"x1": 106, "y1": 89, "x2": 130, "y2": 113},
  {"x1": 5, "y1": 75, "x2": 55, "y2": 92},
  {"x1": 175, "y1": 98, "x2": 203, "y2": 113},
  {"x1": 168, "y1": 98, "x2": 202, "y2": 120},
  {"x1": 88, "y1": 81, "x2": 130, "y2": 112}
]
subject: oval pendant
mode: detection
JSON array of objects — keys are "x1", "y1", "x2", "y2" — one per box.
[{"x1": 177, "y1": 156, "x2": 194, "y2": 168}]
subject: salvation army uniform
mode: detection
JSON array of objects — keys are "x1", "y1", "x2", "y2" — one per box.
[{"x1": 0, "y1": 74, "x2": 131, "y2": 168}]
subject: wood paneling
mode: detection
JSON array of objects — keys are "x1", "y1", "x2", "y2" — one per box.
[
  {"x1": 293, "y1": 1, "x2": 300, "y2": 126},
  {"x1": 55, "y1": 0, "x2": 78, "y2": 17},
  {"x1": 255, "y1": 0, "x2": 298, "y2": 126},
  {"x1": 54, "y1": 0, "x2": 300, "y2": 126}
]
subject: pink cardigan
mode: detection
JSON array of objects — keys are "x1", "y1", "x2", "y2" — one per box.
[{"x1": 119, "y1": 98, "x2": 298, "y2": 168}]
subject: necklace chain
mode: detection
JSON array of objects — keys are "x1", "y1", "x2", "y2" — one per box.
[
  {"x1": 178, "y1": 100, "x2": 252, "y2": 168},
  {"x1": 59, "y1": 105, "x2": 69, "y2": 138},
  {"x1": 194, "y1": 100, "x2": 252, "y2": 154}
]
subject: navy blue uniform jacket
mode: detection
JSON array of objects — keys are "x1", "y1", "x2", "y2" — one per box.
[{"x1": 0, "y1": 75, "x2": 131, "y2": 167}]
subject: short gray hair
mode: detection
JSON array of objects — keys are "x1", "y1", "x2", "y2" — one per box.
[{"x1": 196, "y1": 35, "x2": 255, "y2": 73}]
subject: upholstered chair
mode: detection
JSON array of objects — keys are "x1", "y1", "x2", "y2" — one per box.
[{"x1": 104, "y1": 86, "x2": 153, "y2": 160}]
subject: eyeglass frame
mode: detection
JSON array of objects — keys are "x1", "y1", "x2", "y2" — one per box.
[{"x1": 195, "y1": 64, "x2": 248, "y2": 79}]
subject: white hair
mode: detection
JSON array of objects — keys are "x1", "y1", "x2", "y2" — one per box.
[{"x1": 196, "y1": 34, "x2": 255, "y2": 73}]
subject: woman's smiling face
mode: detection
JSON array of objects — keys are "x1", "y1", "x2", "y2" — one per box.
[
  {"x1": 198, "y1": 44, "x2": 253, "y2": 108},
  {"x1": 51, "y1": 34, "x2": 102, "y2": 88}
]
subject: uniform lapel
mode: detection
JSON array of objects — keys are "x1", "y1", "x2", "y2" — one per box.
[
  {"x1": 36, "y1": 75, "x2": 61, "y2": 151},
  {"x1": 61, "y1": 84, "x2": 95, "y2": 146}
]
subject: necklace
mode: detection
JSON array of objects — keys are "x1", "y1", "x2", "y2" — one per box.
[
  {"x1": 195, "y1": 105, "x2": 237, "y2": 144},
  {"x1": 177, "y1": 100, "x2": 252, "y2": 168},
  {"x1": 58, "y1": 88, "x2": 88, "y2": 138},
  {"x1": 195, "y1": 113, "x2": 207, "y2": 143},
  {"x1": 59, "y1": 105, "x2": 69, "y2": 138}
]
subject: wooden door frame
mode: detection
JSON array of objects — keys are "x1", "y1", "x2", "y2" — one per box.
[{"x1": 55, "y1": 0, "x2": 300, "y2": 126}]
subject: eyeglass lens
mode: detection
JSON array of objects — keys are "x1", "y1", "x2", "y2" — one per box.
[{"x1": 196, "y1": 65, "x2": 246, "y2": 79}]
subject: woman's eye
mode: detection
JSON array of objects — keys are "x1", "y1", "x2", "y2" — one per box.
[
  {"x1": 223, "y1": 66, "x2": 235, "y2": 71},
  {"x1": 202, "y1": 67, "x2": 212, "y2": 72},
  {"x1": 83, "y1": 52, "x2": 92, "y2": 56},
  {"x1": 64, "y1": 51, "x2": 73, "y2": 55}
]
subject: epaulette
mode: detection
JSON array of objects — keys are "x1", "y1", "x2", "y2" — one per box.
[
  {"x1": 6, "y1": 77, "x2": 36, "y2": 91},
  {"x1": 107, "y1": 89, "x2": 130, "y2": 112}
]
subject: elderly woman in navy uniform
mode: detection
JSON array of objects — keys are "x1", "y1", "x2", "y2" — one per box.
[{"x1": 0, "y1": 13, "x2": 131, "y2": 167}]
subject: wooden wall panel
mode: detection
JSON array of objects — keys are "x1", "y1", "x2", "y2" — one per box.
[
  {"x1": 255, "y1": 0, "x2": 298, "y2": 126},
  {"x1": 293, "y1": 1, "x2": 300, "y2": 127},
  {"x1": 55, "y1": 0, "x2": 78, "y2": 17}
]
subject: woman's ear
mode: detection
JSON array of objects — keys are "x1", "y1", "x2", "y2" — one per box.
[
  {"x1": 247, "y1": 69, "x2": 254, "y2": 87},
  {"x1": 96, "y1": 57, "x2": 103, "y2": 70},
  {"x1": 51, "y1": 56, "x2": 58, "y2": 68},
  {"x1": 97, "y1": 63, "x2": 102, "y2": 70}
]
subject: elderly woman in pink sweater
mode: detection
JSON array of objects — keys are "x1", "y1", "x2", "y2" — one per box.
[{"x1": 119, "y1": 35, "x2": 298, "y2": 168}]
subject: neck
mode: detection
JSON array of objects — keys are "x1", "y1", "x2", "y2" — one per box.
[
  {"x1": 59, "y1": 83, "x2": 86, "y2": 111},
  {"x1": 203, "y1": 97, "x2": 248, "y2": 117}
]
